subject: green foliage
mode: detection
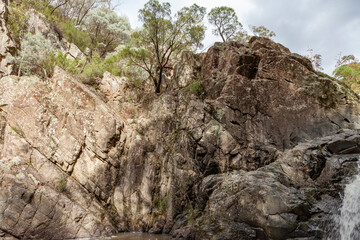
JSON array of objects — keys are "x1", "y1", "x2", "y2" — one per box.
[
  {"x1": 10, "y1": 125, "x2": 25, "y2": 138},
  {"x1": 189, "y1": 77, "x2": 204, "y2": 96},
  {"x1": 50, "y1": 50, "x2": 81, "y2": 74},
  {"x1": 8, "y1": 0, "x2": 93, "y2": 54},
  {"x1": 81, "y1": 54, "x2": 110, "y2": 81},
  {"x1": 59, "y1": 21, "x2": 91, "y2": 52},
  {"x1": 154, "y1": 194, "x2": 168, "y2": 215},
  {"x1": 80, "y1": 53, "x2": 127, "y2": 83},
  {"x1": 84, "y1": 7, "x2": 131, "y2": 56},
  {"x1": 184, "y1": 204, "x2": 198, "y2": 224},
  {"x1": 123, "y1": 0, "x2": 206, "y2": 93},
  {"x1": 250, "y1": 25, "x2": 276, "y2": 39},
  {"x1": 7, "y1": 2, "x2": 30, "y2": 44},
  {"x1": 8, "y1": 33, "x2": 53, "y2": 78},
  {"x1": 208, "y1": 6, "x2": 243, "y2": 42},
  {"x1": 333, "y1": 63, "x2": 360, "y2": 84},
  {"x1": 56, "y1": 176, "x2": 67, "y2": 192},
  {"x1": 333, "y1": 62, "x2": 360, "y2": 94}
]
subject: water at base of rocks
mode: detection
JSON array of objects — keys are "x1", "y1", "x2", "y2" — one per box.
[
  {"x1": 338, "y1": 160, "x2": 360, "y2": 240},
  {"x1": 84, "y1": 233, "x2": 171, "y2": 240}
]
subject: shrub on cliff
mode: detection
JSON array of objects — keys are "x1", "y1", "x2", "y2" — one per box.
[
  {"x1": 8, "y1": 33, "x2": 53, "y2": 78},
  {"x1": 333, "y1": 62, "x2": 360, "y2": 94}
]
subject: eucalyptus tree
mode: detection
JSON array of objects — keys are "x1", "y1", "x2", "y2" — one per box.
[
  {"x1": 84, "y1": 7, "x2": 131, "y2": 57},
  {"x1": 251, "y1": 25, "x2": 276, "y2": 39},
  {"x1": 208, "y1": 6, "x2": 242, "y2": 42},
  {"x1": 120, "y1": 0, "x2": 206, "y2": 93}
]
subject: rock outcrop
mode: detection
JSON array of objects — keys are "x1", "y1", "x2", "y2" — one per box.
[
  {"x1": 27, "y1": 10, "x2": 84, "y2": 59},
  {"x1": 175, "y1": 130, "x2": 360, "y2": 239},
  {"x1": 0, "y1": 0, "x2": 15, "y2": 77},
  {"x1": 0, "y1": 37, "x2": 360, "y2": 240},
  {"x1": 0, "y1": 69, "x2": 120, "y2": 239}
]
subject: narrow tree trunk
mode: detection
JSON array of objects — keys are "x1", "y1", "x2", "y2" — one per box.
[
  {"x1": 155, "y1": 69, "x2": 163, "y2": 93},
  {"x1": 18, "y1": 56, "x2": 24, "y2": 77},
  {"x1": 220, "y1": 31, "x2": 226, "y2": 42}
]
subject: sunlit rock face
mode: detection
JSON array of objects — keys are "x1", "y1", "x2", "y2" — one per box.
[
  {"x1": 0, "y1": 0, "x2": 15, "y2": 77},
  {"x1": 1, "y1": 37, "x2": 360, "y2": 240}
]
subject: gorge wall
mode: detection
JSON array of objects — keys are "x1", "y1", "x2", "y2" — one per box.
[
  {"x1": 0, "y1": 0, "x2": 15, "y2": 77},
  {"x1": 1, "y1": 4, "x2": 360, "y2": 239}
]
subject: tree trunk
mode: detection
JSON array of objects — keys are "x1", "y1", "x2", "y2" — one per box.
[
  {"x1": 50, "y1": 0, "x2": 69, "y2": 15},
  {"x1": 155, "y1": 68, "x2": 163, "y2": 93}
]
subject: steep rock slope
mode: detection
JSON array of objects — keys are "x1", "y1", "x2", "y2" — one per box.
[
  {"x1": 0, "y1": 35, "x2": 360, "y2": 240},
  {"x1": 0, "y1": 0, "x2": 15, "y2": 77},
  {"x1": 0, "y1": 70, "x2": 121, "y2": 239}
]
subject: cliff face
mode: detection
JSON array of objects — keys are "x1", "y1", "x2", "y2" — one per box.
[
  {"x1": 1, "y1": 10, "x2": 360, "y2": 240},
  {"x1": 0, "y1": 0, "x2": 15, "y2": 77}
]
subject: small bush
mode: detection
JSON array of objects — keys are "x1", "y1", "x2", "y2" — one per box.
[
  {"x1": 8, "y1": 33, "x2": 53, "y2": 78},
  {"x1": 190, "y1": 77, "x2": 204, "y2": 96},
  {"x1": 50, "y1": 50, "x2": 82, "y2": 74},
  {"x1": 56, "y1": 176, "x2": 67, "y2": 192}
]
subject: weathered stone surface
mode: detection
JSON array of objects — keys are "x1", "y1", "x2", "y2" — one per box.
[
  {"x1": 99, "y1": 72, "x2": 127, "y2": 103},
  {"x1": 200, "y1": 38, "x2": 360, "y2": 172},
  {"x1": 0, "y1": 68, "x2": 120, "y2": 239},
  {"x1": 177, "y1": 130, "x2": 360, "y2": 239},
  {"x1": 0, "y1": 37, "x2": 360, "y2": 240},
  {"x1": 0, "y1": 0, "x2": 15, "y2": 77}
]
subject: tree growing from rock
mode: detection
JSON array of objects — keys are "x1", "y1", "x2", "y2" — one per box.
[
  {"x1": 84, "y1": 7, "x2": 131, "y2": 57},
  {"x1": 306, "y1": 48, "x2": 323, "y2": 72},
  {"x1": 335, "y1": 53, "x2": 358, "y2": 68},
  {"x1": 250, "y1": 25, "x2": 276, "y2": 39},
  {"x1": 208, "y1": 6, "x2": 243, "y2": 42},
  {"x1": 333, "y1": 55, "x2": 360, "y2": 94},
  {"x1": 120, "y1": 0, "x2": 206, "y2": 93},
  {"x1": 232, "y1": 25, "x2": 276, "y2": 43}
]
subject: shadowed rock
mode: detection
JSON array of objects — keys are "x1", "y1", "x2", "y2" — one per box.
[{"x1": 0, "y1": 37, "x2": 360, "y2": 240}]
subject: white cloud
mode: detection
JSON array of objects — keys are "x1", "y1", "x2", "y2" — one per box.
[{"x1": 116, "y1": 0, "x2": 360, "y2": 74}]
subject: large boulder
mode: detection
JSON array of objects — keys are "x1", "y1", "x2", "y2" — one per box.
[
  {"x1": 174, "y1": 130, "x2": 360, "y2": 239},
  {"x1": 198, "y1": 37, "x2": 360, "y2": 172},
  {"x1": 0, "y1": 0, "x2": 15, "y2": 77}
]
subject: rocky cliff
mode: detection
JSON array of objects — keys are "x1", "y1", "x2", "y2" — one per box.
[
  {"x1": 1, "y1": 9, "x2": 360, "y2": 240},
  {"x1": 0, "y1": 0, "x2": 15, "y2": 77}
]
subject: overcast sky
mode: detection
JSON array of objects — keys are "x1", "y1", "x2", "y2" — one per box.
[{"x1": 117, "y1": 0, "x2": 360, "y2": 74}]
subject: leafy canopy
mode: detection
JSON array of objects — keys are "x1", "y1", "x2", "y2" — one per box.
[
  {"x1": 208, "y1": 6, "x2": 243, "y2": 42},
  {"x1": 8, "y1": 33, "x2": 53, "y2": 78},
  {"x1": 332, "y1": 54, "x2": 360, "y2": 94},
  {"x1": 250, "y1": 25, "x2": 276, "y2": 39},
  {"x1": 120, "y1": 0, "x2": 206, "y2": 93},
  {"x1": 333, "y1": 62, "x2": 360, "y2": 93},
  {"x1": 84, "y1": 7, "x2": 131, "y2": 57},
  {"x1": 307, "y1": 48, "x2": 323, "y2": 72}
]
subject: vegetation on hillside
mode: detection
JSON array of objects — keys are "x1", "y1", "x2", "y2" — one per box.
[
  {"x1": 5, "y1": 0, "x2": 358, "y2": 96},
  {"x1": 333, "y1": 55, "x2": 360, "y2": 94}
]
